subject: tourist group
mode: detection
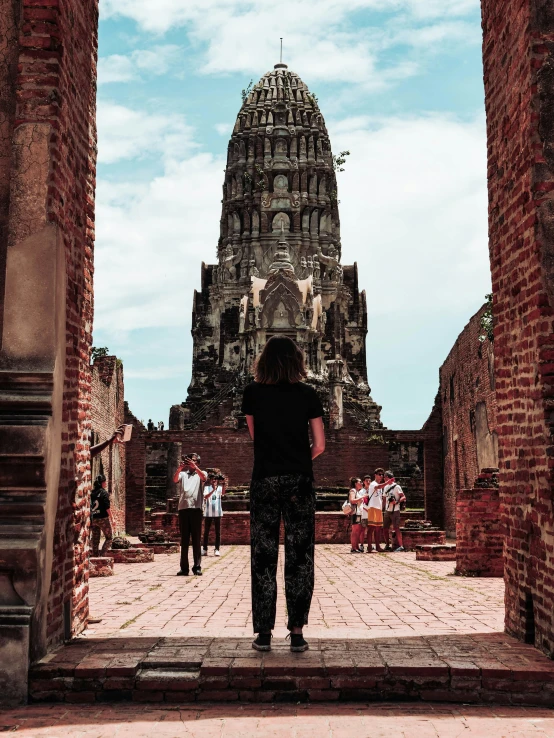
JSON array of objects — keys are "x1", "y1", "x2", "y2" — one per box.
[{"x1": 346, "y1": 469, "x2": 406, "y2": 553}]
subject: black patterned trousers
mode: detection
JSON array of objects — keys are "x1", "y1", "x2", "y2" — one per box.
[{"x1": 250, "y1": 474, "x2": 315, "y2": 633}]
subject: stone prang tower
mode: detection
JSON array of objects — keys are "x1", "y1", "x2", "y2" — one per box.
[{"x1": 180, "y1": 63, "x2": 382, "y2": 430}]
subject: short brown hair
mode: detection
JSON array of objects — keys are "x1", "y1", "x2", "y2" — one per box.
[
  {"x1": 374, "y1": 467, "x2": 385, "y2": 476},
  {"x1": 254, "y1": 336, "x2": 307, "y2": 385}
]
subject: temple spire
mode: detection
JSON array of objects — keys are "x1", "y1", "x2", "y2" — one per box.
[{"x1": 275, "y1": 37, "x2": 287, "y2": 70}]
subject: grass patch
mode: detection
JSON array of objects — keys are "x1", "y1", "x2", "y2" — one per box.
[{"x1": 120, "y1": 605, "x2": 155, "y2": 630}]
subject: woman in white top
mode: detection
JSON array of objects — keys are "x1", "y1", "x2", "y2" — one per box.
[
  {"x1": 363, "y1": 468, "x2": 386, "y2": 552},
  {"x1": 349, "y1": 478, "x2": 364, "y2": 553},
  {"x1": 202, "y1": 473, "x2": 225, "y2": 556}
]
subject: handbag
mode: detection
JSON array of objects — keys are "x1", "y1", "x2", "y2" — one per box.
[{"x1": 342, "y1": 499, "x2": 353, "y2": 515}]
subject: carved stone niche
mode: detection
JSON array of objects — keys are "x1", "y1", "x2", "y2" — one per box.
[
  {"x1": 0, "y1": 124, "x2": 67, "y2": 705},
  {"x1": 259, "y1": 272, "x2": 303, "y2": 330}
]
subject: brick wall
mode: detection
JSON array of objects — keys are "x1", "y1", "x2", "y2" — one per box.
[
  {"x1": 421, "y1": 395, "x2": 445, "y2": 526},
  {"x1": 456, "y1": 478, "x2": 503, "y2": 577},
  {"x1": 90, "y1": 356, "x2": 125, "y2": 534},
  {"x1": 125, "y1": 404, "x2": 146, "y2": 535},
  {"x1": 482, "y1": 0, "x2": 554, "y2": 655},
  {"x1": 439, "y1": 307, "x2": 498, "y2": 537},
  {"x1": 151, "y1": 510, "x2": 425, "y2": 545},
  {"x1": 16, "y1": 0, "x2": 101, "y2": 648}
]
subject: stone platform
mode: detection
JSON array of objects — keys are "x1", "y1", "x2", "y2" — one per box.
[
  {"x1": 89, "y1": 557, "x2": 114, "y2": 577},
  {"x1": 29, "y1": 633, "x2": 554, "y2": 705},
  {"x1": 416, "y1": 544, "x2": 457, "y2": 562},
  {"x1": 110, "y1": 548, "x2": 155, "y2": 564}
]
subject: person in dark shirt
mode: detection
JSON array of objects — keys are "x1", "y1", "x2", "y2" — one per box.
[
  {"x1": 90, "y1": 474, "x2": 113, "y2": 556},
  {"x1": 241, "y1": 336, "x2": 325, "y2": 653}
]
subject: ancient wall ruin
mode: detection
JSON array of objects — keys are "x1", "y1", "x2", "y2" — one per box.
[
  {"x1": 482, "y1": 0, "x2": 554, "y2": 655},
  {"x1": 0, "y1": 0, "x2": 99, "y2": 704},
  {"x1": 90, "y1": 356, "x2": 125, "y2": 534},
  {"x1": 439, "y1": 305, "x2": 498, "y2": 536}
]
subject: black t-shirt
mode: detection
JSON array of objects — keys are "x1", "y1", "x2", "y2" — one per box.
[
  {"x1": 241, "y1": 381, "x2": 324, "y2": 480},
  {"x1": 91, "y1": 488, "x2": 110, "y2": 519}
]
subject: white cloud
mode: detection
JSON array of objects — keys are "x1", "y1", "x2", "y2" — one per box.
[
  {"x1": 214, "y1": 123, "x2": 230, "y2": 135},
  {"x1": 100, "y1": 0, "x2": 480, "y2": 89},
  {"x1": 94, "y1": 149, "x2": 224, "y2": 333},
  {"x1": 96, "y1": 101, "x2": 196, "y2": 163},
  {"x1": 331, "y1": 113, "x2": 489, "y2": 315},
  {"x1": 98, "y1": 45, "x2": 183, "y2": 84}
]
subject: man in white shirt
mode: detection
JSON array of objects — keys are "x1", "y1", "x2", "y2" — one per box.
[
  {"x1": 202, "y1": 473, "x2": 226, "y2": 557},
  {"x1": 383, "y1": 470, "x2": 406, "y2": 552},
  {"x1": 173, "y1": 452, "x2": 207, "y2": 576}
]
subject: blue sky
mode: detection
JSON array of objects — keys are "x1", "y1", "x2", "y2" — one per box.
[{"x1": 93, "y1": 0, "x2": 489, "y2": 430}]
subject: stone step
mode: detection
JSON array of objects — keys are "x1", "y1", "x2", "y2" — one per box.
[
  {"x1": 416, "y1": 544, "x2": 457, "y2": 562},
  {"x1": 28, "y1": 634, "x2": 554, "y2": 706}
]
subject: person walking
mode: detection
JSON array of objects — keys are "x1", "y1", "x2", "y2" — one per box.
[
  {"x1": 173, "y1": 452, "x2": 207, "y2": 576},
  {"x1": 203, "y1": 473, "x2": 226, "y2": 557},
  {"x1": 241, "y1": 336, "x2": 325, "y2": 653},
  {"x1": 90, "y1": 475, "x2": 113, "y2": 556},
  {"x1": 349, "y1": 477, "x2": 364, "y2": 553},
  {"x1": 383, "y1": 470, "x2": 406, "y2": 551}
]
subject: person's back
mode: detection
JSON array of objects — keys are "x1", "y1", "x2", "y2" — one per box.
[
  {"x1": 242, "y1": 381, "x2": 322, "y2": 480},
  {"x1": 241, "y1": 336, "x2": 325, "y2": 654}
]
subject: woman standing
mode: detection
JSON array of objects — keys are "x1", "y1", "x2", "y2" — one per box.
[
  {"x1": 241, "y1": 336, "x2": 325, "y2": 653},
  {"x1": 349, "y1": 478, "x2": 364, "y2": 553},
  {"x1": 364, "y1": 468, "x2": 386, "y2": 552}
]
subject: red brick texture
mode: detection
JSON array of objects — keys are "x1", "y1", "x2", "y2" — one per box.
[
  {"x1": 456, "y1": 486, "x2": 503, "y2": 577},
  {"x1": 28, "y1": 633, "x2": 554, "y2": 706},
  {"x1": 124, "y1": 405, "x2": 147, "y2": 535},
  {"x1": 440, "y1": 308, "x2": 498, "y2": 537},
  {"x1": 482, "y1": 0, "x2": 554, "y2": 655},
  {"x1": 91, "y1": 357, "x2": 125, "y2": 534},
  {"x1": 16, "y1": 0, "x2": 101, "y2": 649}
]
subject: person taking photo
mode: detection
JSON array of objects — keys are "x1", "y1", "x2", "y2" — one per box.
[{"x1": 173, "y1": 452, "x2": 207, "y2": 576}]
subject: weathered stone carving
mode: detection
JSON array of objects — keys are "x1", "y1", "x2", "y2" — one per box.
[{"x1": 185, "y1": 63, "x2": 382, "y2": 428}]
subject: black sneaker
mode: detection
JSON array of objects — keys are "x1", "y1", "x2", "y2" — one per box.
[
  {"x1": 177, "y1": 570, "x2": 189, "y2": 576},
  {"x1": 288, "y1": 633, "x2": 309, "y2": 652},
  {"x1": 192, "y1": 566, "x2": 202, "y2": 576},
  {"x1": 350, "y1": 548, "x2": 360, "y2": 553},
  {"x1": 252, "y1": 633, "x2": 272, "y2": 651},
  {"x1": 358, "y1": 545, "x2": 364, "y2": 552}
]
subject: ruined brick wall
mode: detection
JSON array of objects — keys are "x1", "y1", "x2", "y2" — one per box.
[
  {"x1": 456, "y1": 481, "x2": 503, "y2": 577},
  {"x1": 439, "y1": 307, "x2": 498, "y2": 537},
  {"x1": 482, "y1": 0, "x2": 554, "y2": 655},
  {"x1": 90, "y1": 356, "x2": 125, "y2": 534},
  {"x1": 420, "y1": 395, "x2": 445, "y2": 527},
  {"x1": 124, "y1": 404, "x2": 146, "y2": 535},
  {"x1": 151, "y1": 510, "x2": 423, "y2": 545},
  {"x1": 166, "y1": 426, "x2": 389, "y2": 489},
  {"x1": 11, "y1": 0, "x2": 101, "y2": 648}
]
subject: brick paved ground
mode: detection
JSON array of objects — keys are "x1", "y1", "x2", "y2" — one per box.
[
  {"x1": 87, "y1": 545, "x2": 504, "y2": 639},
  {"x1": 2, "y1": 703, "x2": 554, "y2": 736}
]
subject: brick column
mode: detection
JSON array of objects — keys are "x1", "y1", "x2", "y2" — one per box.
[
  {"x1": 482, "y1": 0, "x2": 554, "y2": 654},
  {"x1": 0, "y1": 0, "x2": 99, "y2": 704},
  {"x1": 455, "y1": 469, "x2": 503, "y2": 577}
]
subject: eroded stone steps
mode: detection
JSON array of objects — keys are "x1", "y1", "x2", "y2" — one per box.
[{"x1": 29, "y1": 634, "x2": 554, "y2": 706}]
